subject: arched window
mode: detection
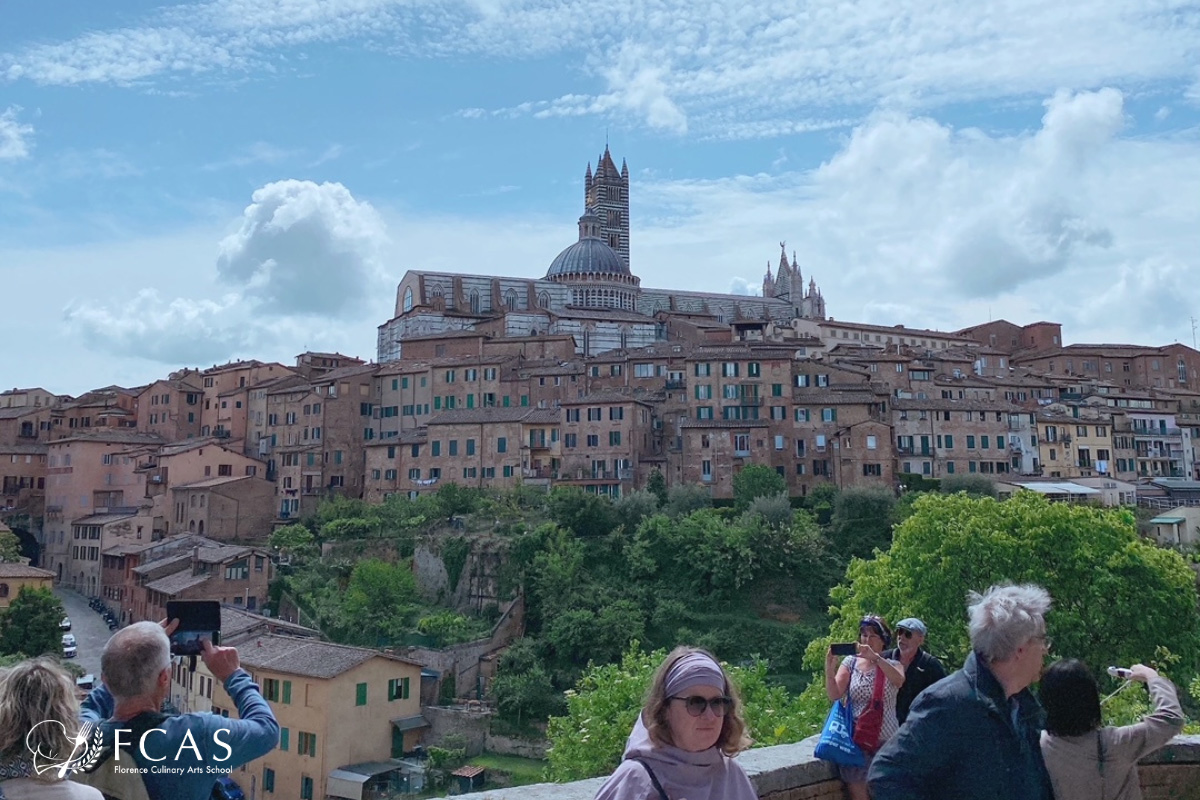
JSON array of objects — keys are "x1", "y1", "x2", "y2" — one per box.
[
  {"x1": 609, "y1": 234, "x2": 619, "y2": 249},
  {"x1": 198, "y1": 520, "x2": 205, "y2": 536},
  {"x1": 505, "y1": 289, "x2": 518, "y2": 310},
  {"x1": 402, "y1": 287, "x2": 414, "y2": 313},
  {"x1": 538, "y1": 291, "x2": 550, "y2": 309},
  {"x1": 470, "y1": 289, "x2": 480, "y2": 314},
  {"x1": 189, "y1": 520, "x2": 196, "y2": 532}
]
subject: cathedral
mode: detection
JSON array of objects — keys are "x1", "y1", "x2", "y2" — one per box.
[{"x1": 377, "y1": 147, "x2": 826, "y2": 362}]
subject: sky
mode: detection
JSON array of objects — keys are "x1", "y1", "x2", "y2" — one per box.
[{"x1": 2, "y1": 0, "x2": 1199, "y2": 396}]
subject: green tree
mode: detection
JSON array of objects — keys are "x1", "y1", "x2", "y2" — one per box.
[
  {"x1": 436, "y1": 483, "x2": 482, "y2": 519},
  {"x1": 810, "y1": 493, "x2": 1200, "y2": 683},
  {"x1": 548, "y1": 487, "x2": 617, "y2": 539},
  {"x1": 745, "y1": 492, "x2": 794, "y2": 529},
  {"x1": 612, "y1": 490, "x2": 660, "y2": 533},
  {"x1": 732, "y1": 464, "x2": 787, "y2": 511},
  {"x1": 0, "y1": 587, "x2": 65, "y2": 657},
  {"x1": 269, "y1": 524, "x2": 316, "y2": 558},
  {"x1": 416, "y1": 610, "x2": 476, "y2": 646},
  {"x1": 493, "y1": 638, "x2": 563, "y2": 726},
  {"x1": 940, "y1": 474, "x2": 998, "y2": 498},
  {"x1": 339, "y1": 559, "x2": 418, "y2": 645},
  {"x1": 0, "y1": 530, "x2": 22, "y2": 562},
  {"x1": 664, "y1": 484, "x2": 711, "y2": 518},
  {"x1": 320, "y1": 517, "x2": 374, "y2": 541},
  {"x1": 646, "y1": 470, "x2": 668, "y2": 507},
  {"x1": 805, "y1": 482, "x2": 840, "y2": 525},
  {"x1": 827, "y1": 485, "x2": 897, "y2": 561}
]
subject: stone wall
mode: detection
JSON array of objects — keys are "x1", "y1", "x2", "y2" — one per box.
[
  {"x1": 402, "y1": 593, "x2": 524, "y2": 701},
  {"x1": 432, "y1": 734, "x2": 1200, "y2": 800}
]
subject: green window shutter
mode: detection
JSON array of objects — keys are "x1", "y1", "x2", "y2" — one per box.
[
  {"x1": 356, "y1": 682, "x2": 367, "y2": 706},
  {"x1": 280, "y1": 727, "x2": 289, "y2": 751},
  {"x1": 310, "y1": 734, "x2": 317, "y2": 757},
  {"x1": 402, "y1": 676, "x2": 410, "y2": 699},
  {"x1": 387, "y1": 678, "x2": 397, "y2": 701},
  {"x1": 282, "y1": 681, "x2": 292, "y2": 704},
  {"x1": 263, "y1": 768, "x2": 275, "y2": 792}
]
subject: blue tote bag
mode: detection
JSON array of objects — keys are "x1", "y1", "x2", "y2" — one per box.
[{"x1": 814, "y1": 694, "x2": 866, "y2": 767}]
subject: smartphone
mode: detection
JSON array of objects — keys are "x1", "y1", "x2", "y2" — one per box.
[
  {"x1": 830, "y1": 642, "x2": 858, "y2": 657},
  {"x1": 165, "y1": 601, "x2": 221, "y2": 657}
]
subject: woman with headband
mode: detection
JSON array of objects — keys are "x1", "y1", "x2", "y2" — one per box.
[
  {"x1": 593, "y1": 647, "x2": 757, "y2": 800},
  {"x1": 825, "y1": 615, "x2": 906, "y2": 800}
]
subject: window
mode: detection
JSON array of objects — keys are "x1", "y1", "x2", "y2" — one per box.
[
  {"x1": 356, "y1": 682, "x2": 367, "y2": 706},
  {"x1": 747, "y1": 362, "x2": 761, "y2": 377},
  {"x1": 796, "y1": 374, "x2": 810, "y2": 387},
  {"x1": 388, "y1": 677, "x2": 411, "y2": 700},
  {"x1": 279, "y1": 728, "x2": 289, "y2": 751},
  {"x1": 821, "y1": 408, "x2": 836, "y2": 422},
  {"x1": 497, "y1": 437, "x2": 507, "y2": 453},
  {"x1": 734, "y1": 433, "x2": 750, "y2": 453},
  {"x1": 301, "y1": 777, "x2": 314, "y2": 800},
  {"x1": 466, "y1": 439, "x2": 476, "y2": 456},
  {"x1": 866, "y1": 435, "x2": 877, "y2": 450},
  {"x1": 263, "y1": 768, "x2": 275, "y2": 793},
  {"x1": 564, "y1": 433, "x2": 577, "y2": 448},
  {"x1": 609, "y1": 431, "x2": 622, "y2": 446},
  {"x1": 587, "y1": 434, "x2": 599, "y2": 447},
  {"x1": 772, "y1": 383, "x2": 783, "y2": 397},
  {"x1": 264, "y1": 679, "x2": 282, "y2": 702},
  {"x1": 794, "y1": 408, "x2": 810, "y2": 422},
  {"x1": 967, "y1": 435, "x2": 976, "y2": 449},
  {"x1": 297, "y1": 732, "x2": 317, "y2": 757},
  {"x1": 609, "y1": 407, "x2": 624, "y2": 421},
  {"x1": 694, "y1": 363, "x2": 711, "y2": 377},
  {"x1": 774, "y1": 435, "x2": 785, "y2": 450},
  {"x1": 863, "y1": 464, "x2": 882, "y2": 476},
  {"x1": 701, "y1": 460, "x2": 712, "y2": 480},
  {"x1": 722, "y1": 362, "x2": 739, "y2": 377},
  {"x1": 282, "y1": 680, "x2": 292, "y2": 704},
  {"x1": 817, "y1": 374, "x2": 829, "y2": 387},
  {"x1": 448, "y1": 441, "x2": 458, "y2": 456},
  {"x1": 770, "y1": 406, "x2": 785, "y2": 420},
  {"x1": 946, "y1": 461, "x2": 956, "y2": 474},
  {"x1": 696, "y1": 406, "x2": 713, "y2": 420},
  {"x1": 587, "y1": 407, "x2": 602, "y2": 422}
]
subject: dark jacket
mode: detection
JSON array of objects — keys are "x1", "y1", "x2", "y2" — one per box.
[
  {"x1": 881, "y1": 647, "x2": 947, "y2": 724},
  {"x1": 868, "y1": 651, "x2": 1053, "y2": 800}
]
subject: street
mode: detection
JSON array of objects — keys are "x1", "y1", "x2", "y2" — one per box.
[{"x1": 54, "y1": 588, "x2": 112, "y2": 677}]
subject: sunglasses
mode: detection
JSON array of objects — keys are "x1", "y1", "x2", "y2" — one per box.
[
  {"x1": 669, "y1": 695, "x2": 733, "y2": 717},
  {"x1": 898, "y1": 629, "x2": 915, "y2": 639}
]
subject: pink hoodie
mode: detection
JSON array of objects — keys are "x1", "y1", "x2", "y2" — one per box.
[{"x1": 592, "y1": 715, "x2": 757, "y2": 800}]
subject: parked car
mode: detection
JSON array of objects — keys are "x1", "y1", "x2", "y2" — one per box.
[
  {"x1": 213, "y1": 777, "x2": 245, "y2": 800},
  {"x1": 62, "y1": 643, "x2": 77, "y2": 659},
  {"x1": 75, "y1": 674, "x2": 95, "y2": 699},
  {"x1": 60, "y1": 616, "x2": 72, "y2": 631},
  {"x1": 62, "y1": 633, "x2": 76, "y2": 648}
]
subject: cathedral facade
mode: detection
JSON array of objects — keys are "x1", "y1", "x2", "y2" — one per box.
[{"x1": 377, "y1": 148, "x2": 826, "y2": 363}]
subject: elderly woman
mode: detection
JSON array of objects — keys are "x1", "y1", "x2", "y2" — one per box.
[
  {"x1": 0, "y1": 657, "x2": 103, "y2": 800},
  {"x1": 593, "y1": 647, "x2": 757, "y2": 800},
  {"x1": 824, "y1": 615, "x2": 906, "y2": 800},
  {"x1": 1040, "y1": 660, "x2": 1184, "y2": 800}
]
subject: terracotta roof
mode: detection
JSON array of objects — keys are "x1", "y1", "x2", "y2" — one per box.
[
  {"x1": 174, "y1": 476, "x2": 254, "y2": 489},
  {"x1": 219, "y1": 605, "x2": 318, "y2": 640},
  {"x1": 680, "y1": 419, "x2": 770, "y2": 429},
  {"x1": 311, "y1": 364, "x2": 379, "y2": 382},
  {"x1": 0, "y1": 563, "x2": 54, "y2": 579},
  {"x1": 893, "y1": 398, "x2": 1022, "y2": 412},
  {"x1": 793, "y1": 390, "x2": 883, "y2": 405},
  {"x1": 237, "y1": 634, "x2": 421, "y2": 678},
  {"x1": 194, "y1": 545, "x2": 257, "y2": 564},
  {"x1": 71, "y1": 512, "x2": 139, "y2": 526},
  {"x1": 144, "y1": 570, "x2": 208, "y2": 596},
  {"x1": 428, "y1": 407, "x2": 546, "y2": 425},
  {"x1": 562, "y1": 390, "x2": 652, "y2": 406},
  {"x1": 133, "y1": 553, "x2": 192, "y2": 575},
  {"x1": 0, "y1": 444, "x2": 48, "y2": 455},
  {"x1": 51, "y1": 431, "x2": 164, "y2": 446},
  {"x1": 820, "y1": 320, "x2": 972, "y2": 339},
  {"x1": 0, "y1": 407, "x2": 44, "y2": 420}
]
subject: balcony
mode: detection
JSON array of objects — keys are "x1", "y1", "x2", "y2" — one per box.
[
  {"x1": 618, "y1": 467, "x2": 635, "y2": 481},
  {"x1": 522, "y1": 467, "x2": 557, "y2": 480},
  {"x1": 897, "y1": 445, "x2": 914, "y2": 455},
  {"x1": 734, "y1": 449, "x2": 751, "y2": 457},
  {"x1": 664, "y1": 379, "x2": 686, "y2": 391}
]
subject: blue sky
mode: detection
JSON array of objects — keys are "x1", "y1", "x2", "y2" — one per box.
[{"x1": 2, "y1": 0, "x2": 1199, "y2": 394}]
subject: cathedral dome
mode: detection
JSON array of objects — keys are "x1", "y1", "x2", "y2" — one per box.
[{"x1": 546, "y1": 237, "x2": 629, "y2": 278}]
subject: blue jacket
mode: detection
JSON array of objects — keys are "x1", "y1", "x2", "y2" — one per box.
[
  {"x1": 82, "y1": 669, "x2": 279, "y2": 800},
  {"x1": 868, "y1": 651, "x2": 1053, "y2": 800}
]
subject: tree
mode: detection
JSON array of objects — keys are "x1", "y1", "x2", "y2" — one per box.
[
  {"x1": 827, "y1": 486, "x2": 897, "y2": 561},
  {"x1": 492, "y1": 638, "x2": 563, "y2": 726},
  {"x1": 646, "y1": 470, "x2": 668, "y2": 506},
  {"x1": 612, "y1": 490, "x2": 660, "y2": 533},
  {"x1": 806, "y1": 482, "x2": 839, "y2": 525},
  {"x1": 435, "y1": 483, "x2": 482, "y2": 519},
  {"x1": 0, "y1": 587, "x2": 65, "y2": 658},
  {"x1": 548, "y1": 487, "x2": 617, "y2": 539},
  {"x1": 339, "y1": 559, "x2": 418, "y2": 645},
  {"x1": 940, "y1": 475, "x2": 998, "y2": 498},
  {"x1": 270, "y1": 523, "x2": 316, "y2": 558},
  {"x1": 0, "y1": 530, "x2": 22, "y2": 562},
  {"x1": 811, "y1": 493, "x2": 1200, "y2": 685},
  {"x1": 664, "y1": 484, "x2": 711, "y2": 518},
  {"x1": 745, "y1": 492, "x2": 794, "y2": 529},
  {"x1": 733, "y1": 464, "x2": 786, "y2": 511}
]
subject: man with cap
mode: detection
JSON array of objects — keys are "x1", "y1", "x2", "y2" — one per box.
[{"x1": 881, "y1": 617, "x2": 946, "y2": 725}]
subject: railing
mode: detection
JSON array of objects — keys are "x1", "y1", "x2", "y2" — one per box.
[
  {"x1": 664, "y1": 379, "x2": 686, "y2": 390},
  {"x1": 897, "y1": 446, "x2": 914, "y2": 455},
  {"x1": 734, "y1": 449, "x2": 751, "y2": 457},
  {"x1": 522, "y1": 467, "x2": 556, "y2": 480},
  {"x1": 618, "y1": 468, "x2": 635, "y2": 481}
]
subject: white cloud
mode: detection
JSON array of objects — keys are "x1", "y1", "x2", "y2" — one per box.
[
  {"x1": 6, "y1": 1, "x2": 1200, "y2": 138},
  {"x1": 728, "y1": 277, "x2": 761, "y2": 296},
  {"x1": 62, "y1": 180, "x2": 391, "y2": 367},
  {"x1": 216, "y1": 179, "x2": 389, "y2": 315},
  {"x1": 0, "y1": 106, "x2": 34, "y2": 160}
]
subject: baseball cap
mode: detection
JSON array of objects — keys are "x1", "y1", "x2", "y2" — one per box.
[{"x1": 896, "y1": 617, "x2": 927, "y2": 635}]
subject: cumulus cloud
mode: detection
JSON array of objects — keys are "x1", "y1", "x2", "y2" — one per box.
[
  {"x1": 64, "y1": 179, "x2": 391, "y2": 365},
  {"x1": 217, "y1": 179, "x2": 388, "y2": 315},
  {"x1": 0, "y1": 106, "x2": 33, "y2": 160},
  {"x1": 728, "y1": 277, "x2": 760, "y2": 296}
]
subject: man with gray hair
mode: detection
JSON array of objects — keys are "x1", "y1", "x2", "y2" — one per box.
[
  {"x1": 80, "y1": 621, "x2": 278, "y2": 800},
  {"x1": 868, "y1": 584, "x2": 1054, "y2": 800}
]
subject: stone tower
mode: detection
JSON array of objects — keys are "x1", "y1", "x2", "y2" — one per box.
[
  {"x1": 584, "y1": 146, "x2": 630, "y2": 270},
  {"x1": 763, "y1": 241, "x2": 825, "y2": 320}
]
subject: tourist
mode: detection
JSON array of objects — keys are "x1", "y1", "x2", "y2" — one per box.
[
  {"x1": 1040, "y1": 660, "x2": 1184, "y2": 800},
  {"x1": 880, "y1": 617, "x2": 946, "y2": 725},
  {"x1": 0, "y1": 657, "x2": 103, "y2": 800},
  {"x1": 868, "y1": 583, "x2": 1055, "y2": 800},
  {"x1": 593, "y1": 647, "x2": 756, "y2": 800},
  {"x1": 824, "y1": 615, "x2": 905, "y2": 800}
]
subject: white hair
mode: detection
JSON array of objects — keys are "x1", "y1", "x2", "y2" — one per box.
[
  {"x1": 967, "y1": 584, "x2": 1052, "y2": 662},
  {"x1": 101, "y1": 622, "x2": 171, "y2": 699}
]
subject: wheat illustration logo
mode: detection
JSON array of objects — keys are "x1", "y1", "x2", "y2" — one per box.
[{"x1": 26, "y1": 720, "x2": 106, "y2": 778}]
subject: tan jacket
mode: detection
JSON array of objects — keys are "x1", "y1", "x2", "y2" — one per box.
[{"x1": 1040, "y1": 676, "x2": 1185, "y2": 800}]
